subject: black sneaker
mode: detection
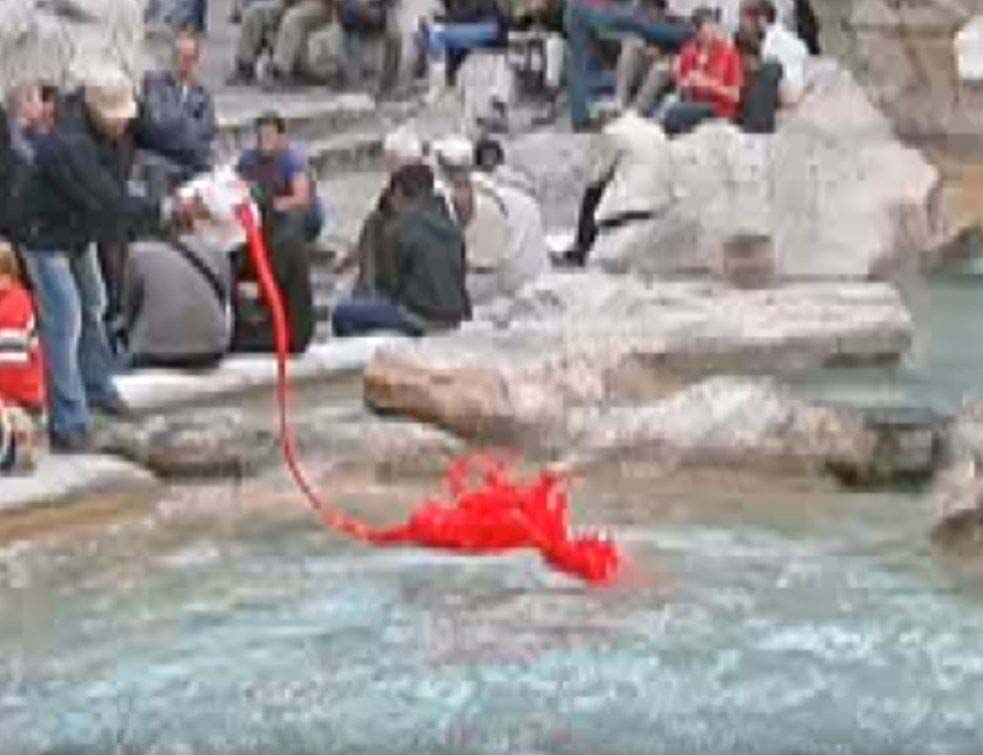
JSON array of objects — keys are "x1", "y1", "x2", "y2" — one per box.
[
  {"x1": 226, "y1": 63, "x2": 255, "y2": 86},
  {"x1": 50, "y1": 429, "x2": 93, "y2": 455}
]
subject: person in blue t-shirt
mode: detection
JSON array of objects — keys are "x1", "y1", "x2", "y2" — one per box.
[{"x1": 233, "y1": 110, "x2": 319, "y2": 354}]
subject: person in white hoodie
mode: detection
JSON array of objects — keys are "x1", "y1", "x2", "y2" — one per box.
[{"x1": 472, "y1": 138, "x2": 548, "y2": 296}]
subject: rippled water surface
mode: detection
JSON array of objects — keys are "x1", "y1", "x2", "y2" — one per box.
[{"x1": 1, "y1": 473, "x2": 983, "y2": 755}]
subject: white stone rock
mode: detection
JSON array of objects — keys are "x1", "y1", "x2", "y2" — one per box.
[
  {"x1": 0, "y1": 455, "x2": 158, "y2": 512},
  {"x1": 0, "y1": 0, "x2": 146, "y2": 93},
  {"x1": 366, "y1": 273, "x2": 914, "y2": 446},
  {"x1": 955, "y1": 16, "x2": 983, "y2": 82}
]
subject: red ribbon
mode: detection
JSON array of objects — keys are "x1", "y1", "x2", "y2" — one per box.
[{"x1": 235, "y1": 203, "x2": 621, "y2": 584}]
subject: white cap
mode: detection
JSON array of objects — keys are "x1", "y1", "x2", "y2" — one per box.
[
  {"x1": 383, "y1": 128, "x2": 424, "y2": 164},
  {"x1": 431, "y1": 135, "x2": 474, "y2": 172}
]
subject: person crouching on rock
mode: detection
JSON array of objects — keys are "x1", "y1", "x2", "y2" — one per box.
[
  {"x1": 332, "y1": 164, "x2": 472, "y2": 337},
  {"x1": 233, "y1": 110, "x2": 319, "y2": 354},
  {"x1": 0, "y1": 239, "x2": 44, "y2": 474},
  {"x1": 122, "y1": 167, "x2": 250, "y2": 370}
]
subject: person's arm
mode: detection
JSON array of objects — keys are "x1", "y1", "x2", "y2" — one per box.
[
  {"x1": 376, "y1": 219, "x2": 402, "y2": 300},
  {"x1": 192, "y1": 89, "x2": 217, "y2": 163},
  {"x1": 272, "y1": 152, "x2": 313, "y2": 213},
  {"x1": 687, "y1": 49, "x2": 742, "y2": 105},
  {"x1": 122, "y1": 254, "x2": 145, "y2": 334},
  {"x1": 37, "y1": 131, "x2": 164, "y2": 240}
]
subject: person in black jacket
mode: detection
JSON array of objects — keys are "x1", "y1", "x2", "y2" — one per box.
[
  {"x1": 332, "y1": 163, "x2": 471, "y2": 337},
  {"x1": 21, "y1": 67, "x2": 181, "y2": 452}
]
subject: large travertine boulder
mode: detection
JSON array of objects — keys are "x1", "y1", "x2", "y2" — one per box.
[
  {"x1": 365, "y1": 273, "x2": 913, "y2": 449},
  {"x1": 505, "y1": 132, "x2": 600, "y2": 232},
  {"x1": 565, "y1": 377, "x2": 941, "y2": 483},
  {"x1": 580, "y1": 61, "x2": 940, "y2": 279},
  {"x1": 818, "y1": 0, "x2": 983, "y2": 248},
  {"x1": 932, "y1": 400, "x2": 983, "y2": 543},
  {"x1": 0, "y1": 0, "x2": 145, "y2": 93}
]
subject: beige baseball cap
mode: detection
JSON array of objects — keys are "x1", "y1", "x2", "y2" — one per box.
[{"x1": 81, "y1": 63, "x2": 137, "y2": 121}]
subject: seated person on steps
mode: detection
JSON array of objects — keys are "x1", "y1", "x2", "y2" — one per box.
[
  {"x1": 333, "y1": 163, "x2": 472, "y2": 337},
  {"x1": 229, "y1": 0, "x2": 336, "y2": 86},
  {"x1": 660, "y1": 6, "x2": 743, "y2": 136},
  {"x1": 123, "y1": 168, "x2": 250, "y2": 370}
]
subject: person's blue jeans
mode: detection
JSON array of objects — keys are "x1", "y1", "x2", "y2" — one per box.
[
  {"x1": 23, "y1": 247, "x2": 120, "y2": 436},
  {"x1": 183, "y1": 0, "x2": 208, "y2": 31},
  {"x1": 564, "y1": 0, "x2": 694, "y2": 128},
  {"x1": 427, "y1": 21, "x2": 500, "y2": 57},
  {"x1": 332, "y1": 298, "x2": 423, "y2": 337},
  {"x1": 425, "y1": 20, "x2": 501, "y2": 81},
  {"x1": 661, "y1": 100, "x2": 717, "y2": 136}
]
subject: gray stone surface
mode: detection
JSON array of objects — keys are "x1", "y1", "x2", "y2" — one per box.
[
  {"x1": 365, "y1": 273, "x2": 914, "y2": 447},
  {"x1": 565, "y1": 377, "x2": 941, "y2": 483},
  {"x1": 95, "y1": 409, "x2": 277, "y2": 480},
  {"x1": 116, "y1": 336, "x2": 399, "y2": 413},
  {"x1": 503, "y1": 132, "x2": 600, "y2": 233},
  {"x1": 932, "y1": 399, "x2": 983, "y2": 541},
  {"x1": 0, "y1": 0, "x2": 146, "y2": 92},
  {"x1": 0, "y1": 455, "x2": 158, "y2": 513}
]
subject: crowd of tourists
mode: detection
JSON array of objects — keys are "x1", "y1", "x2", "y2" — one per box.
[{"x1": 0, "y1": 0, "x2": 820, "y2": 474}]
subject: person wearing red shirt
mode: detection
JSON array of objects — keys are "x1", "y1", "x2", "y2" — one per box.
[
  {"x1": 0, "y1": 240, "x2": 44, "y2": 414},
  {"x1": 662, "y1": 6, "x2": 743, "y2": 135}
]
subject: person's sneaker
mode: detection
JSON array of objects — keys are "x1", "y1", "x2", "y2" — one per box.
[
  {"x1": 49, "y1": 429, "x2": 93, "y2": 455},
  {"x1": 92, "y1": 395, "x2": 132, "y2": 419}
]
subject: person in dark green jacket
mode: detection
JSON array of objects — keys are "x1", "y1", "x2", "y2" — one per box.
[{"x1": 332, "y1": 163, "x2": 471, "y2": 337}]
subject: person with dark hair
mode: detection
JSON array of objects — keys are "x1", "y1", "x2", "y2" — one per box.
[
  {"x1": 563, "y1": 0, "x2": 694, "y2": 130},
  {"x1": 233, "y1": 110, "x2": 319, "y2": 354},
  {"x1": 732, "y1": 23, "x2": 780, "y2": 133},
  {"x1": 332, "y1": 163, "x2": 471, "y2": 337},
  {"x1": 474, "y1": 137, "x2": 505, "y2": 172},
  {"x1": 745, "y1": 0, "x2": 808, "y2": 105},
  {"x1": 660, "y1": 6, "x2": 742, "y2": 136}
]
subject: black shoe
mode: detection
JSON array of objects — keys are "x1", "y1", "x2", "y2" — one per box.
[
  {"x1": 226, "y1": 63, "x2": 255, "y2": 86},
  {"x1": 50, "y1": 429, "x2": 93, "y2": 455},
  {"x1": 92, "y1": 395, "x2": 131, "y2": 419}
]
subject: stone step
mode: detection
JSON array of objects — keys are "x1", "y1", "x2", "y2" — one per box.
[
  {"x1": 214, "y1": 91, "x2": 381, "y2": 154},
  {"x1": 308, "y1": 132, "x2": 385, "y2": 176}
]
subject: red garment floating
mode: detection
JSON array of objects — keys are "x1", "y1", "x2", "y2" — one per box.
[{"x1": 235, "y1": 203, "x2": 621, "y2": 585}]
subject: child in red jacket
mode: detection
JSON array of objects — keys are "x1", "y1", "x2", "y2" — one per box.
[{"x1": 0, "y1": 240, "x2": 43, "y2": 473}]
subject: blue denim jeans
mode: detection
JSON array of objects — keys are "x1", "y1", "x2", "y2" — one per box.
[
  {"x1": 564, "y1": 0, "x2": 693, "y2": 128},
  {"x1": 184, "y1": 0, "x2": 208, "y2": 30},
  {"x1": 23, "y1": 247, "x2": 120, "y2": 436},
  {"x1": 332, "y1": 298, "x2": 423, "y2": 337},
  {"x1": 661, "y1": 100, "x2": 717, "y2": 135},
  {"x1": 427, "y1": 21, "x2": 500, "y2": 58}
]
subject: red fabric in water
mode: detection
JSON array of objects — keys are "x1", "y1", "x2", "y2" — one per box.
[{"x1": 235, "y1": 203, "x2": 621, "y2": 585}]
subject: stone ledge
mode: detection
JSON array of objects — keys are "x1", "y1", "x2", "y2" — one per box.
[
  {"x1": 214, "y1": 91, "x2": 377, "y2": 133},
  {"x1": 0, "y1": 455, "x2": 159, "y2": 513},
  {"x1": 117, "y1": 336, "x2": 400, "y2": 414}
]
